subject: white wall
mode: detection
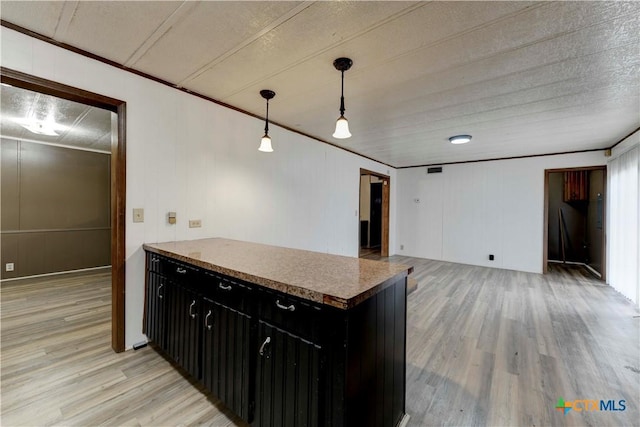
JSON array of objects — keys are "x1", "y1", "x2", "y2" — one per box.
[
  {"x1": 607, "y1": 132, "x2": 640, "y2": 307},
  {"x1": 397, "y1": 151, "x2": 607, "y2": 273},
  {"x1": 1, "y1": 27, "x2": 397, "y2": 348}
]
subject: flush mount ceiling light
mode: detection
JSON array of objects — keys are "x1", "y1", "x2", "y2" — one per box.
[
  {"x1": 332, "y1": 57, "x2": 353, "y2": 139},
  {"x1": 449, "y1": 135, "x2": 472, "y2": 144},
  {"x1": 258, "y1": 89, "x2": 275, "y2": 153},
  {"x1": 13, "y1": 117, "x2": 66, "y2": 136}
]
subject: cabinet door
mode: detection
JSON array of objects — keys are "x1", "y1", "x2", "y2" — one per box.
[
  {"x1": 202, "y1": 299, "x2": 252, "y2": 421},
  {"x1": 254, "y1": 321, "x2": 321, "y2": 427},
  {"x1": 167, "y1": 283, "x2": 201, "y2": 380},
  {"x1": 145, "y1": 272, "x2": 168, "y2": 350}
]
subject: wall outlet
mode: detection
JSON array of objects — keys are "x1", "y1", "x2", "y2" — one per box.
[
  {"x1": 6, "y1": 263, "x2": 14, "y2": 272},
  {"x1": 400, "y1": 245, "x2": 404, "y2": 250},
  {"x1": 489, "y1": 254, "x2": 494, "y2": 261},
  {"x1": 189, "y1": 219, "x2": 202, "y2": 228},
  {"x1": 133, "y1": 208, "x2": 144, "y2": 223}
]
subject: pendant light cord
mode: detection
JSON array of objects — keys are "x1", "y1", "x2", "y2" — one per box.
[
  {"x1": 339, "y1": 70, "x2": 345, "y2": 116},
  {"x1": 264, "y1": 99, "x2": 269, "y2": 135}
]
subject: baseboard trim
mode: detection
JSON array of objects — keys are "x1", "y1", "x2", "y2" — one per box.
[
  {"x1": 398, "y1": 413, "x2": 411, "y2": 427},
  {"x1": 1, "y1": 265, "x2": 111, "y2": 282}
]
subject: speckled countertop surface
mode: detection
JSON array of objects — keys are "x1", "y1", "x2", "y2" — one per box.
[{"x1": 143, "y1": 238, "x2": 413, "y2": 310}]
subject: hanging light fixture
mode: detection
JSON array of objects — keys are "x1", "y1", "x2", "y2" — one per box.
[
  {"x1": 258, "y1": 89, "x2": 275, "y2": 152},
  {"x1": 332, "y1": 57, "x2": 353, "y2": 139}
]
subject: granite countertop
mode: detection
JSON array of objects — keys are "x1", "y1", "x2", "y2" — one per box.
[{"x1": 143, "y1": 238, "x2": 413, "y2": 310}]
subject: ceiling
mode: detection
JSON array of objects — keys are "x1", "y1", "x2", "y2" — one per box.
[
  {"x1": 1, "y1": 1, "x2": 638, "y2": 167},
  {"x1": 0, "y1": 84, "x2": 113, "y2": 152}
]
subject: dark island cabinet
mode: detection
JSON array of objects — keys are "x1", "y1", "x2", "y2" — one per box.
[
  {"x1": 145, "y1": 271, "x2": 168, "y2": 350},
  {"x1": 144, "y1": 250, "x2": 407, "y2": 427},
  {"x1": 254, "y1": 320, "x2": 321, "y2": 427},
  {"x1": 202, "y1": 298, "x2": 252, "y2": 421},
  {"x1": 166, "y1": 282, "x2": 201, "y2": 379}
]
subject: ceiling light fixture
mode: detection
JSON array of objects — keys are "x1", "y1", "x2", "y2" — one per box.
[
  {"x1": 13, "y1": 117, "x2": 65, "y2": 136},
  {"x1": 449, "y1": 135, "x2": 472, "y2": 144},
  {"x1": 258, "y1": 89, "x2": 275, "y2": 153},
  {"x1": 332, "y1": 57, "x2": 353, "y2": 139}
]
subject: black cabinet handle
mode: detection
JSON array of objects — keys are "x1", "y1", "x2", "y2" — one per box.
[
  {"x1": 151, "y1": 258, "x2": 159, "y2": 263},
  {"x1": 205, "y1": 310, "x2": 213, "y2": 330},
  {"x1": 259, "y1": 336, "x2": 271, "y2": 357},
  {"x1": 218, "y1": 282, "x2": 232, "y2": 291},
  {"x1": 158, "y1": 283, "x2": 164, "y2": 299},
  {"x1": 176, "y1": 267, "x2": 187, "y2": 274},
  {"x1": 275, "y1": 299, "x2": 295, "y2": 312},
  {"x1": 189, "y1": 300, "x2": 196, "y2": 319}
]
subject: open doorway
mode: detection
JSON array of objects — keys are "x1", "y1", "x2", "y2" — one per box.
[
  {"x1": 544, "y1": 166, "x2": 606, "y2": 279},
  {"x1": 359, "y1": 169, "x2": 390, "y2": 258},
  {"x1": 1, "y1": 68, "x2": 126, "y2": 352}
]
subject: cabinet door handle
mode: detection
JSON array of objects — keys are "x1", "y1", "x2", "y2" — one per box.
[
  {"x1": 176, "y1": 267, "x2": 187, "y2": 274},
  {"x1": 151, "y1": 258, "x2": 159, "y2": 263},
  {"x1": 189, "y1": 300, "x2": 197, "y2": 319},
  {"x1": 275, "y1": 299, "x2": 295, "y2": 312},
  {"x1": 205, "y1": 310, "x2": 213, "y2": 330},
  {"x1": 158, "y1": 283, "x2": 164, "y2": 299},
  {"x1": 218, "y1": 282, "x2": 232, "y2": 291},
  {"x1": 259, "y1": 336, "x2": 271, "y2": 357}
]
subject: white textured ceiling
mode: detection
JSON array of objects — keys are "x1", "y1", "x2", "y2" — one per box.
[
  {"x1": 0, "y1": 84, "x2": 112, "y2": 152},
  {"x1": 1, "y1": 1, "x2": 638, "y2": 167}
]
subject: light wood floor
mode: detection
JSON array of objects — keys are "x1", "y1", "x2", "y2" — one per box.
[{"x1": 2, "y1": 260, "x2": 639, "y2": 426}]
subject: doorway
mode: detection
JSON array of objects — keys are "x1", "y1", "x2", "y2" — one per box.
[
  {"x1": 1, "y1": 68, "x2": 127, "y2": 352},
  {"x1": 359, "y1": 169, "x2": 390, "y2": 258},
  {"x1": 543, "y1": 166, "x2": 606, "y2": 279}
]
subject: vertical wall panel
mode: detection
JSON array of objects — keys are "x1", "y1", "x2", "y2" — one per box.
[
  {"x1": 1, "y1": 139, "x2": 20, "y2": 230},
  {"x1": 1, "y1": 138, "x2": 111, "y2": 279}
]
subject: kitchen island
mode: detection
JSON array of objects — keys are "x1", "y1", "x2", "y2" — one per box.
[{"x1": 143, "y1": 238, "x2": 412, "y2": 427}]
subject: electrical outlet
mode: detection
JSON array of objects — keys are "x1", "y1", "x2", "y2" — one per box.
[
  {"x1": 400, "y1": 245, "x2": 404, "y2": 250},
  {"x1": 6, "y1": 263, "x2": 14, "y2": 272},
  {"x1": 189, "y1": 219, "x2": 202, "y2": 228},
  {"x1": 133, "y1": 208, "x2": 144, "y2": 223},
  {"x1": 489, "y1": 254, "x2": 494, "y2": 261}
]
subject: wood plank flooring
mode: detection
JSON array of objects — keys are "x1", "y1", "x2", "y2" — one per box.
[
  {"x1": 0, "y1": 270, "x2": 245, "y2": 427},
  {"x1": 2, "y1": 260, "x2": 639, "y2": 426}
]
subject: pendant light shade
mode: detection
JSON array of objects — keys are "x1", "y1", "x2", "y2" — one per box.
[
  {"x1": 333, "y1": 115, "x2": 351, "y2": 139},
  {"x1": 258, "y1": 135, "x2": 273, "y2": 152},
  {"x1": 332, "y1": 57, "x2": 353, "y2": 139},
  {"x1": 259, "y1": 89, "x2": 275, "y2": 152}
]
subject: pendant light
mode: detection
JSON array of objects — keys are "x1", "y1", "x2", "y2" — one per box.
[
  {"x1": 332, "y1": 57, "x2": 353, "y2": 139},
  {"x1": 258, "y1": 89, "x2": 275, "y2": 152}
]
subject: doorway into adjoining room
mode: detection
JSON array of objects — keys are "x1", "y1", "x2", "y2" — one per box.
[
  {"x1": 359, "y1": 169, "x2": 390, "y2": 258},
  {"x1": 1, "y1": 69, "x2": 127, "y2": 352},
  {"x1": 544, "y1": 166, "x2": 606, "y2": 279}
]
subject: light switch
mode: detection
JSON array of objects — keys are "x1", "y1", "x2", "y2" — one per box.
[
  {"x1": 168, "y1": 212, "x2": 176, "y2": 225},
  {"x1": 133, "y1": 208, "x2": 144, "y2": 223}
]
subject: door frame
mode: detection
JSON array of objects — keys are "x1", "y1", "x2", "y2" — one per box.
[
  {"x1": 1, "y1": 67, "x2": 127, "y2": 352},
  {"x1": 543, "y1": 165, "x2": 607, "y2": 279},
  {"x1": 359, "y1": 169, "x2": 390, "y2": 257}
]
